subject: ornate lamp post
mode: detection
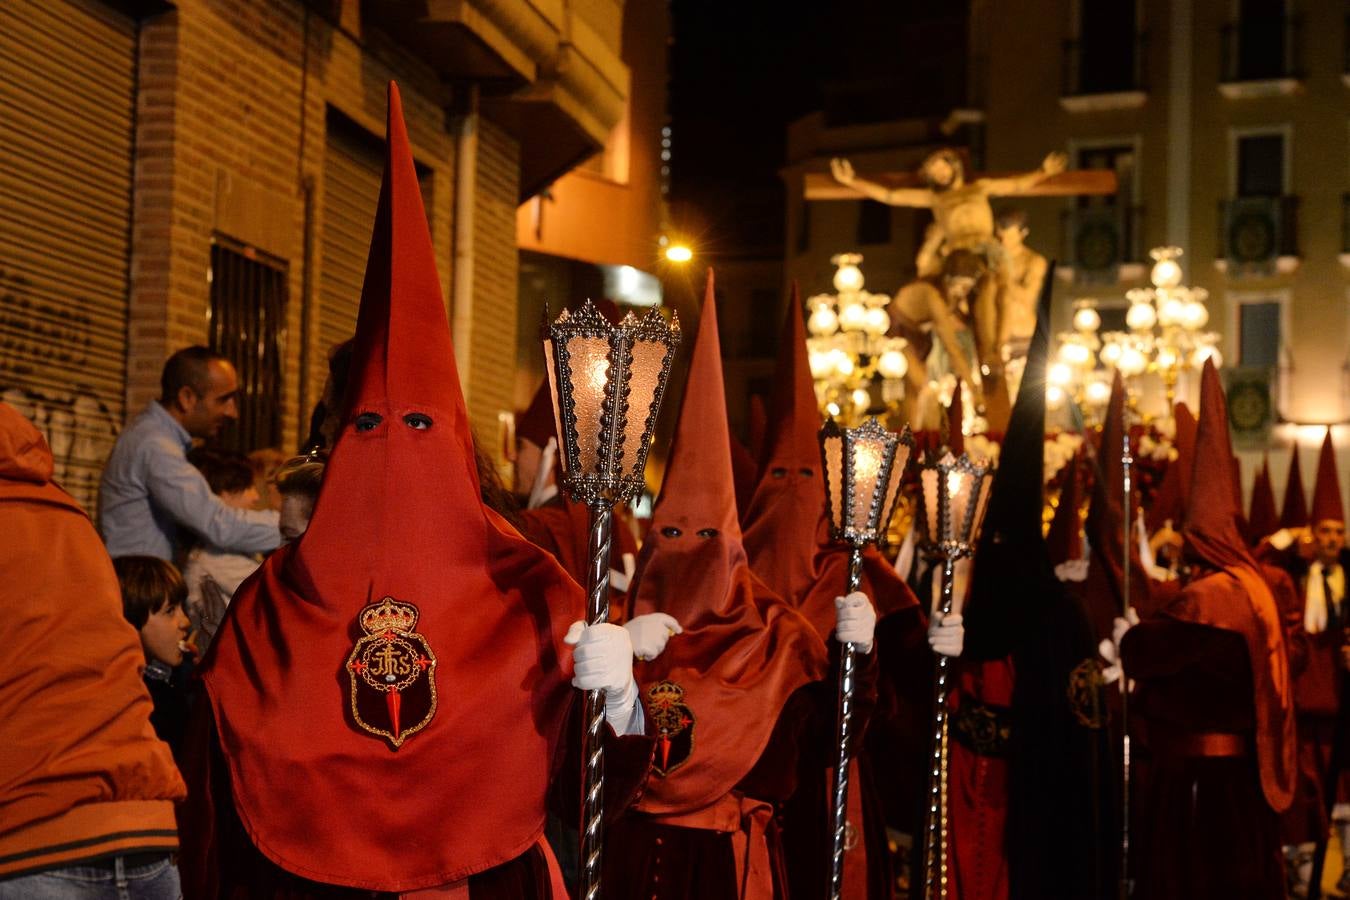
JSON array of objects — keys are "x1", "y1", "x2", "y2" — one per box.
[
  {"x1": 1051, "y1": 246, "x2": 1221, "y2": 423},
  {"x1": 1049, "y1": 300, "x2": 1113, "y2": 424},
  {"x1": 819, "y1": 417, "x2": 913, "y2": 900},
  {"x1": 544, "y1": 301, "x2": 681, "y2": 900},
  {"x1": 807, "y1": 253, "x2": 909, "y2": 423},
  {"x1": 914, "y1": 452, "x2": 994, "y2": 900}
]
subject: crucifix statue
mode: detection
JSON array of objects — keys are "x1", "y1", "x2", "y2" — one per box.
[{"x1": 815, "y1": 149, "x2": 1116, "y2": 431}]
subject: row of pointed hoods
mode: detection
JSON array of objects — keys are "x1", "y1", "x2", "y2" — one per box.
[
  {"x1": 1051, "y1": 389, "x2": 1344, "y2": 584},
  {"x1": 1249, "y1": 432, "x2": 1345, "y2": 537}
]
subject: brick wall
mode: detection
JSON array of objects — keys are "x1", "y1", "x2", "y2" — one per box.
[
  {"x1": 468, "y1": 118, "x2": 522, "y2": 464},
  {"x1": 126, "y1": 0, "x2": 467, "y2": 452}
]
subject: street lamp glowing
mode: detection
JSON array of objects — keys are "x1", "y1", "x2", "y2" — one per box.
[{"x1": 665, "y1": 244, "x2": 693, "y2": 263}]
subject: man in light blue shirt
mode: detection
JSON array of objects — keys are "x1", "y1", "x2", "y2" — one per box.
[{"x1": 99, "y1": 347, "x2": 280, "y2": 560}]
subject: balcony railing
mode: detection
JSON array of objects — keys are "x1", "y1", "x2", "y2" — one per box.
[
  {"x1": 1218, "y1": 196, "x2": 1300, "y2": 270},
  {"x1": 1221, "y1": 15, "x2": 1303, "y2": 83},
  {"x1": 1062, "y1": 33, "x2": 1148, "y2": 96},
  {"x1": 1060, "y1": 204, "x2": 1145, "y2": 281}
]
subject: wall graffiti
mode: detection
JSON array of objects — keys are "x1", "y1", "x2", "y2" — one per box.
[
  {"x1": 1, "y1": 264, "x2": 123, "y2": 516},
  {"x1": 1, "y1": 387, "x2": 121, "y2": 515}
]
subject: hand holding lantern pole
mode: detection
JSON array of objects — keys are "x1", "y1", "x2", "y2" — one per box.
[
  {"x1": 819, "y1": 418, "x2": 914, "y2": 900},
  {"x1": 914, "y1": 452, "x2": 994, "y2": 900},
  {"x1": 543, "y1": 301, "x2": 680, "y2": 900}
]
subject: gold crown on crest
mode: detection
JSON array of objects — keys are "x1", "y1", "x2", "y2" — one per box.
[
  {"x1": 646, "y1": 680, "x2": 685, "y2": 706},
  {"x1": 359, "y1": 597, "x2": 419, "y2": 636}
]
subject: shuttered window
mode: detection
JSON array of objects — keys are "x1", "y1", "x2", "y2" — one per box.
[
  {"x1": 319, "y1": 111, "x2": 434, "y2": 363},
  {"x1": 0, "y1": 0, "x2": 136, "y2": 512}
]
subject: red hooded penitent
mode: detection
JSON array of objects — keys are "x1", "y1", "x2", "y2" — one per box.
[
  {"x1": 741, "y1": 284, "x2": 918, "y2": 639},
  {"x1": 196, "y1": 83, "x2": 583, "y2": 891},
  {"x1": 1310, "y1": 430, "x2": 1344, "y2": 525},
  {"x1": 1248, "y1": 455, "x2": 1279, "y2": 544},
  {"x1": 1280, "y1": 445, "x2": 1309, "y2": 530},
  {"x1": 1173, "y1": 360, "x2": 1296, "y2": 812},
  {"x1": 629, "y1": 271, "x2": 828, "y2": 813}
]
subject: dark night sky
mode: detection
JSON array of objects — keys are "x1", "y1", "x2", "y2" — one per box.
[{"x1": 667, "y1": 0, "x2": 970, "y2": 257}]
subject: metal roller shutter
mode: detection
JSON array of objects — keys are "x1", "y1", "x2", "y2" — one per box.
[
  {"x1": 0, "y1": 0, "x2": 136, "y2": 512},
  {"x1": 319, "y1": 112, "x2": 434, "y2": 365},
  {"x1": 319, "y1": 114, "x2": 384, "y2": 365}
]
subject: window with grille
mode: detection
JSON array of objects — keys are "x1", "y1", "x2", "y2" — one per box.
[{"x1": 208, "y1": 236, "x2": 288, "y2": 453}]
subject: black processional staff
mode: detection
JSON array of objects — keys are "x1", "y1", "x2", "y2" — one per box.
[
  {"x1": 543, "y1": 301, "x2": 680, "y2": 900},
  {"x1": 1118, "y1": 410, "x2": 1134, "y2": 900},
  {"x1": 818, "y1": 418, "x2": 914, "y2": 900},
  {"x1": 914, "y1": 450, "x2": 995, "y2": 900}
]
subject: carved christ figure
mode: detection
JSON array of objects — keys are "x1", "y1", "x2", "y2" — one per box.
[
  {"x1": 830, "y1": 149, "x2": 1065, "y2": 426},
  {"x1": 830, "y1": 149, "x2": 1067, "y2": 256}
]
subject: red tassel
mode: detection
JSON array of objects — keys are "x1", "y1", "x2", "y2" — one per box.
[{"x1": 387, "y1": 689, "x2": 402, "y2": 738}]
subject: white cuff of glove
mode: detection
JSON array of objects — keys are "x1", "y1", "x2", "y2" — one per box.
[
  {"x1": 835, "y1": 591, "x2": 877, "y2": 653},
  {"x1": 603, "y1": 677, "x2": 644, "y2": 735}
]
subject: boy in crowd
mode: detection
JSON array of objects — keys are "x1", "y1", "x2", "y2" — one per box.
[{"x1": 114, "y1": 556, "x2": 192, "y2": 757}]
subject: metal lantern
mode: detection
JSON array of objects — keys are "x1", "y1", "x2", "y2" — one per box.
[
  {"x1": 818, "y1": 416, "x2": 914, "y2": 900},
  {"x1": 545, "y1": 301, "x2": 680, "y2": 507},
  {"x1": 914, "y1": 450, "x2": 994, "y2": 900},
  {"x1": 915, "y1": 452, "x2": 995, "y2": 558},
  {"x1": 543, "y1": 300, "x2": 680, "y2": 900}
]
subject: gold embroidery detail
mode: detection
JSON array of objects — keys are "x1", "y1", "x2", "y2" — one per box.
[{"x1": 345, "y1": 597, "x2": 437, "y2": 749}]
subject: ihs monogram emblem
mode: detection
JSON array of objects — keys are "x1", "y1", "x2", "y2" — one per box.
[
  {"x1": 345, "y1": 597, "x2": 437, "y2": 749},
  {"x1": 645, "y1": 680, "x2": 695, "y2": 776}
]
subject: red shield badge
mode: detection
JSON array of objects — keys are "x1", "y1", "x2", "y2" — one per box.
[
  {"x1": 646, "y1": 680, "x2": 695, "y2": 776},
  {"x1": 345, "y1": 597, "x2": 437, "y2": 749}
]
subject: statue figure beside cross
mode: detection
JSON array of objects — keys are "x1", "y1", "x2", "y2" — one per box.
[{"x1": 817, "y1": 149, "x2": 1116, "y2": 430}]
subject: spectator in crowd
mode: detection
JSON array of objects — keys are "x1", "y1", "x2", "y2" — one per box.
[
  {"x1": 0, "y1": 402, "x2": 185, "y2": 899},
  {"x1": 182, "y1": 448, "x2": 264, "y2": 610},
  {"x1": 274, "y1": 451, "x2": 326, "y2": 543},
  {"x1": 114, "y1": 556, "x2": 192, "y2": 757},
  {"x1": 247, "y1": 447, "x2": 287, "y2": 511},
  {"x1": 98, "y1": 346, "x2": 280, "y2": 561}
]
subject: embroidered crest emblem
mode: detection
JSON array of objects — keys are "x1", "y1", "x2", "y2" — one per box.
[
  {"x1": 952, "y1": 699, "x2": 1013, "y2": 757},
  {"x1": 345, "y1": 597, "x2": 437, "y2": 749},
  {"x1": 646, "y1": 680, "x2": 694, "y2": 776},
  {"x1": 1067, "y1": 657, "x2": 1107, "y2": 729}
]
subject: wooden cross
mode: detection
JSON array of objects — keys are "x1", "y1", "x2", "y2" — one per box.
[{"x1": 804, "y1": 168, "x2": 1118, "y2": 201}]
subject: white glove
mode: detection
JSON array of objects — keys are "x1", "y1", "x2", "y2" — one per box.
[
  {"x1": 1054, "y1": 558, "x2": 1090, "y2": 583},
  {"x1": 565, "y1": 621, "x2": 641, "y2": 733},
  {"x1": 1099, "y1": 609, "x2": 1140, "y2": 686},
  {"x1": 625, "y1": 612, "x2": 682, "y2": 661},
  {"x1": 927, "y1": 612, "x2": 964, "y2": 658},
  {"x1": 835, "y1": 591, "x2": 877, "y2": 653}
]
